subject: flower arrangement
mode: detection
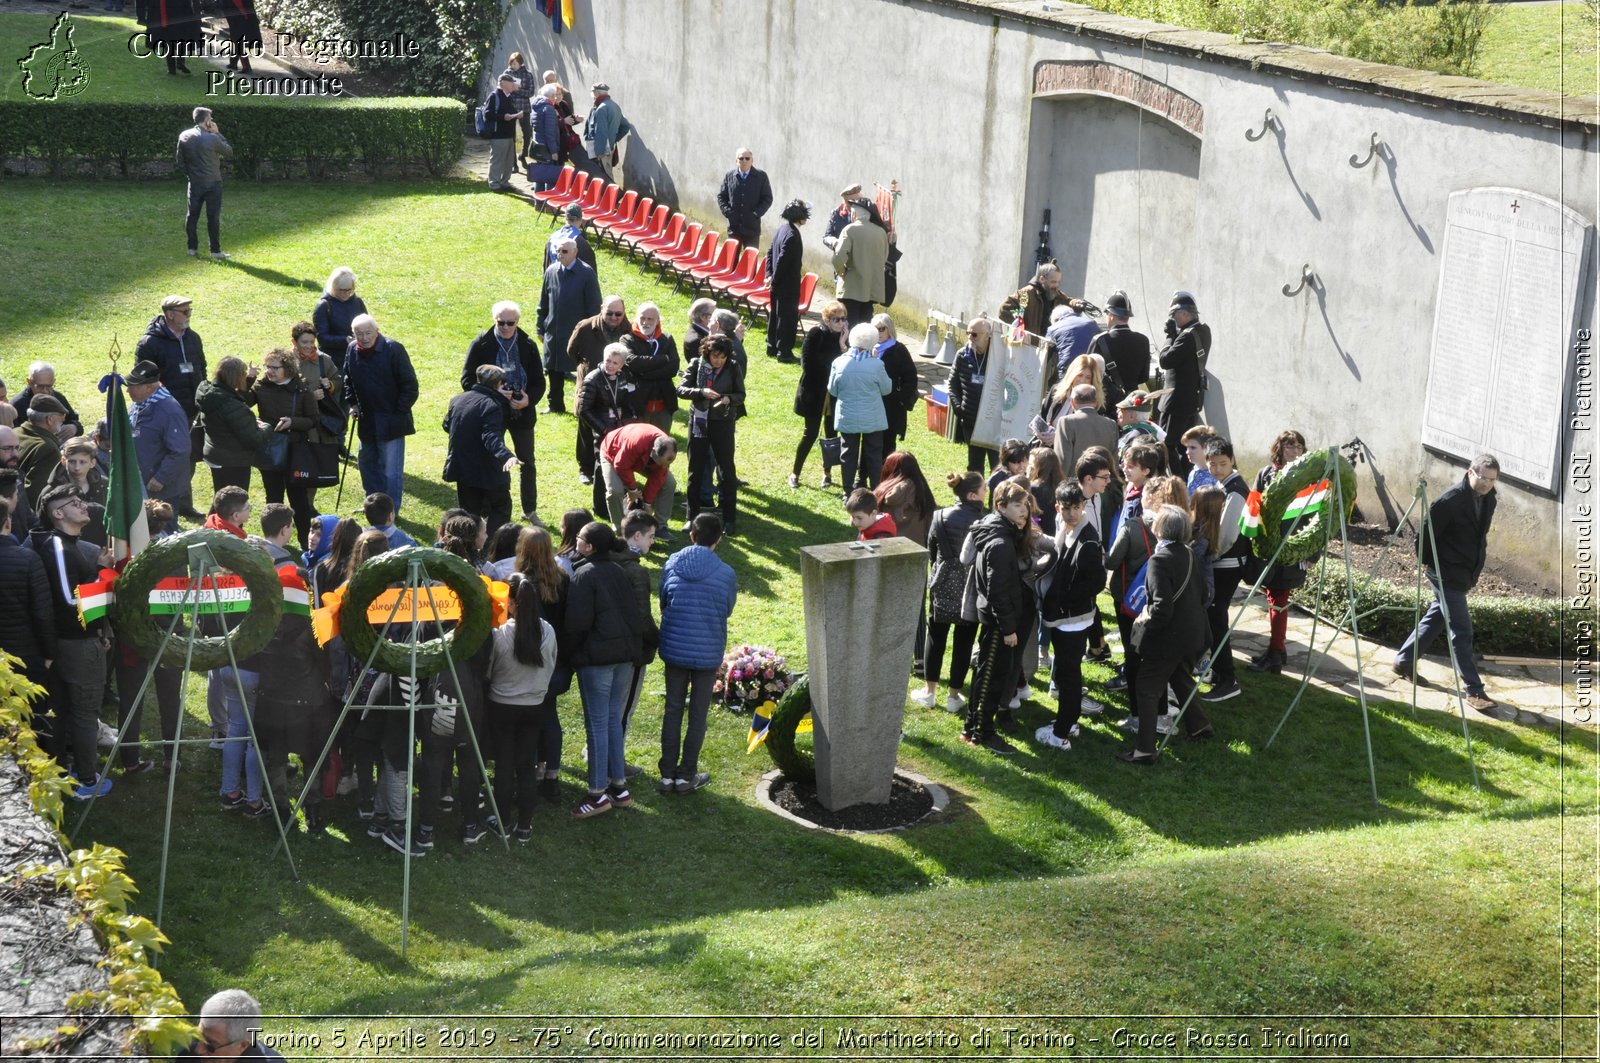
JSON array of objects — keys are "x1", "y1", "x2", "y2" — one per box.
[{"x1": 714, "y1": 645, "x2": 790, "y2": 712}]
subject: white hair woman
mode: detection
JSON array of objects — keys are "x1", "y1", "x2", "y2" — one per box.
[
  {"x1": 825, "y1": 321, "x2": 893, "y2": 493},
  {"x1": 312, "y1": 265, "x2": 367, "y2": 359},
  {"x1": 1122, "y1": 503, "x2": 1214, "y2": 764}
]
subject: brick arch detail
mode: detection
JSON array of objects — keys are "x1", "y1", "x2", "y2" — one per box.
[{"x1": 1032, "y1": 60, "x2": 1205, "y2": 136}]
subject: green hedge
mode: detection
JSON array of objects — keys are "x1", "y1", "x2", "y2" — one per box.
[
  {"x1": 1298, "y1": 567, "x2": 1580, "y2": 659},
  {"x1": 0, "y1": 97, "x2": 465, "y2": 178}
]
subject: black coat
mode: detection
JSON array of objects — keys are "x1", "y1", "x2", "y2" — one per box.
[
  {"x1": 135, "y1": 316, "x2": 206, "y2": 417},
  {"x1": 0, "y1": 533, "x2": 55, "y2": 660},
  {"x1": 1156, "y1": 320, "x2": 1210, "y2": 430},
  {"x1": 1421, "y1": 476, "x2": 1496, "y2": 590},
  {"x1": 442, "y1": 384, "x2": 514, "y2": 489},
  {"x1": 794, "y1": 325, "x2": 843, "y2": 418},
  {"x1": 945, "y1": 343, "x2": 989, "y2": 442},
  {"x1": 678, "y1": 357, "x2": 745, "y2": 424},
  {"x1": 1040, "y1": 522, "x2": 1105, "y2": 624},
  {"x1": 879, "y1": 340, "x2": 919, "y2": 441},
  {"x1": 342, "y1": 336, "x2": 419, "y2": 443},
  {"x1": 196, "y1": 379, "x2": 264, "y2": 468},
  {"x1": 622, "y1": 331, "x2": 681, "y2": 414},
  {"x1": 766, "y1": 221, "x2": 804, "y2": 299},
  {"x1": 1090, "y1": 324, "x2": 1151, "y2": 394},
  {"x1": 29, "y1": 526, "x2": 100, "y2": 641},
  {"x1": 578, "y1": 367, "x2": 642, "y2": 438},
  {"x1": 717, "y1": 167, "x2": 774, "y2": 243},
  {"x1": 461, "y1": 328, "x2": 546, "y2": 429},
  {"x1": 565, "y1": 554, "x2": 646, "y2": 666},
  {"x1": 966, "y1": 514, "x2": 1028, "y2": 637},
  {"x1": 312, "y1": 292, "x2": 368, "y2": 359},
  {"x1": 1137, "y1": 539, "x2": 1210, "y2": 658},
  {"x1": 14, "y1": 387, "x2": 82, "y2": 435}
]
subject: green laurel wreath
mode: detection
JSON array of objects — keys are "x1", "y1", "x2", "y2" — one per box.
[
  {"x1": 1253, "y1": 448, "x2": 1358, "y2": 568},
  {"x1": 112, "y1": 530, "x2": 283, "y2": 671},
  {"x1": 765, "y1": 672, "x2": 815, "y2": 784},
  {"x1": 339, "y1": 547, "x2": 492, "y2": 677}
]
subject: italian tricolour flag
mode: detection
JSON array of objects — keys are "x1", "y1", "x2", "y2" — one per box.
[
  {"x1": 77, "y1": 569, "x2": 119, "y2": 626},
  {"x1": 280, "y1": 565, "x2": 310, "y2": 617},
  {"x1": 1283, "y1": 479, "x2": 1330, "y2": 521},
  {"x1": 1239, "y1": 491, "x2": 1262, "y2": 539}
]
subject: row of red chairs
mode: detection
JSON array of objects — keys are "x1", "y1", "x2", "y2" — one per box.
[{"x1": 530, "y1": 166, "x2": 819, "y2": 319}]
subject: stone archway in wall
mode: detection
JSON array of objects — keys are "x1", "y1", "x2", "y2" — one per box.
[{"x1": 1022, "y1": 60, "x2": 1203, "y2": 323}]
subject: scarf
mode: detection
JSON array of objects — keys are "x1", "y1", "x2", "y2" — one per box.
[
  {"x1": 129, "y1": 385, "x2": 176, "y2": 429},
  {"x1": 494, "y1": 332, "x2": 526, "y2": 391},
  {"x1": 632, "y1": 323, "x2": 660, "y2": 342},
  {"x1": 203, "y1": 513, "x2": 246, "y2": 539}
]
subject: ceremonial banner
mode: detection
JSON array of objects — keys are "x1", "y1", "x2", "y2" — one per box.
[{"x1": 971, "y1": 338, "x2": 1046, "y2": 450}]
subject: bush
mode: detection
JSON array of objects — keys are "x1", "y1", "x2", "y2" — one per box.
[
  {"x1": 255, "y1": 0, "x2": 505, "y2": 101},
  {"x1": 1298, "y1": 566, "x2": 1577, "y2": 658},
  {"x1": 0, "y1": 97, "x2": 464, "y2": 178}
]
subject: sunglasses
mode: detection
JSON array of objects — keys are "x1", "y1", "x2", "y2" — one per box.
[{"x1": 496, "y1": 320, "x2": 518, "y2": 327}]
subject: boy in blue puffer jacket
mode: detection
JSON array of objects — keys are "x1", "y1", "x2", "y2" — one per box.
[{"x1": 656, "y1": 513, "x2": 738, "y2": 794}]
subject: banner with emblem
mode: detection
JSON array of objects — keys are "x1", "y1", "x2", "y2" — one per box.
[{"x1": 970, "y1": 338, "x2": 1046, "y2": 450}]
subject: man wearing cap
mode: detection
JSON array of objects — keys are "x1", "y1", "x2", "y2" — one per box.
[
  {"x1": 14, "y1": 363, "x2": 82, "y2": 439},
  {"x1": 832, "y1": 200, "x2": 888, "y2": 327},
  {"x1": 582, "y1": 82, "x2": 631, "y2": 183},
  {"x1": 823, "y1": 184, "x2": 883, "y2": 250},
  {"x1": 125, "y1": 361, "x2": 192, "y2": 508},
  {"x1": 999, "y1": 263, "x2": 1083, "y2": 343},
  {"x1": 716, "y1": 148, "x2": 774, "y2": 252},
  {"x1": 17, "y1": 396, "x2": 68, "y2": 508},
  {"x1": 545, "y1": 203, "x2": 597, "y2": 271},
  {"x1": 766, "y1": 199, "x2": 810, "y2": 362},
  {"x1": 175, "y1": 106, "x2": 233, "y2": 260},
  {"x1": 30, "y1": 485, "x2": 113, "y2": 799},
  {"x1": 1089, "y1": 290, "x2": 1151, "y2": 398},
  {"x1": 1155, "y1": 290, "x2": 1211, "y2": 475},
  {"x1": 136, "y1": 295, "x2": 207, "y2": 519},
  {"x1": 343, "y1": 314, "x2": 419, "y2": 513},
  {"x1": 1115, "y1": 389, "x2": 1166, "y2": 455}
]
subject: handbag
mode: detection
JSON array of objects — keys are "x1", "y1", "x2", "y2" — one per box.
[
  {"x1": 928, "y1": 560, "x2": 967, "y2": 623},
  {"x1": 1131, "y1": 547, "x2": 1194, "y2": 653},
  {"x1": 289, "y1": 440, "x2": 341, "y2": 488},
  {"x1": 1118, "y1": 520, "x2": 1154, "y2": 618},
  {"x1": 259, "y1": 432, "x2": 289, "y2": 472},
  {"x1": 819, "y1": 435, "x2": 842, "y2": 467}
]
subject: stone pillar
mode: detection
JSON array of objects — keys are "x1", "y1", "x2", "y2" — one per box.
[{"x1": 800, "y1": 537, "x2": 927, "y2": 810}]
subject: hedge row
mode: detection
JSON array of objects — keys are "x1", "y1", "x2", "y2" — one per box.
[
  {"x1": 0, "y1": 97, "x2": 465, "y2": 179},
  {"x1": 1297, "y1": 567, "x2": 1580, "y2": 659}
]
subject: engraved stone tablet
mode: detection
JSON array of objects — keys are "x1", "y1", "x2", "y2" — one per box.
[{"x1": 1421, "y1": 188, "x2": 1592, "y2": 491}]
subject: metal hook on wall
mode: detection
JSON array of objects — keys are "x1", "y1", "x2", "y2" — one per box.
[
  {"x1": 1244, "y1": 107, "x2": 1279, "y2": 142},
  {"x1": 1281, "y1": 263, "x2": 1316, "y2": 297},
  {"x1": 1348, "y1": 132, "x2": 1385, "y2": 168}
]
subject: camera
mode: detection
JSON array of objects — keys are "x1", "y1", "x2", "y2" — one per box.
[{"x1": 510, "y1": 390, "x2": 525, "y2": 403}]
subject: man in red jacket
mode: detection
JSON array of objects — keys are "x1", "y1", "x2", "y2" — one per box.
[{"x1": 599, "y1": 422, "x2": 677, "y2": 538}]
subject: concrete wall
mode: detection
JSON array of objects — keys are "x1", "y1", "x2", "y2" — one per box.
[{"x1": 495, "y1": 0, "x2": 1598, "y2": 588}]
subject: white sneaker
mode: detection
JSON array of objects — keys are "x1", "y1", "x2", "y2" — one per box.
[
  {"x1": 786, "y1": 474, "x2": 799, "y2": 489},
  {"x1": 97, "y1": 720, "x2": 119, "y2": 749},
  {"x1": 945, "y1": 693, "x2": 967, "y2": 714},
  {"x1": 1080, "y1": 695, "x2": 1106, "y2": 716},
  {"x1": 336, "y1": 772, "x2": 359, "y2": 796},
  {"x1": 910, "y1": 688, "x2": 938, "y2": 709},
  {"x1": 1038, "y1": 653, "x2": 1053, "y2": 671},
  {"x1": 1118, "y1": 715, "x2": 1140, "y2": 733},
  {"x1": 1156, "y1": 713, "x2": 1179, "y2": 736},
  {"x1": 1007, "y1": 694, "x2": 1023, "y2": 710},
  {"x1": 1034, "y1": 724, "x2": 1071, "y2": 751}
]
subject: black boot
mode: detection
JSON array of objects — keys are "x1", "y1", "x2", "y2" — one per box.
[{"x1": 1247, "y1": 649, "x2": 1285, "y2": 674}]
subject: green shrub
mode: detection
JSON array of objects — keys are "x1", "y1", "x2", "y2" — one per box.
[
  {"x1": 1298, "y1": 566, "x2": 1577, "y2": 658},
  {"x1": 0, "y1": 97, "x2": 464, "y2": 178},
  {"x1": 255, "y1": 0, "x2": 505, "y2": 101}
]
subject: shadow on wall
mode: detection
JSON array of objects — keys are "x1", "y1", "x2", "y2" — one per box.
[{"x1": 622, "y1": 132, "x2": 677, "y2": 213}]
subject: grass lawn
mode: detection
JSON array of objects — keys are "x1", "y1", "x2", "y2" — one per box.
[
  {"x1": 1, "y1": 176, "x2": 1596, "y2": 1057},
  {"x1": 1475, "y1": 1, "x2": 1599, "y2": 99}
]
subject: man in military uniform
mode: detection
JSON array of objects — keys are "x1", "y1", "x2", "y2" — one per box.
[
  {"x1": 1155, "y1": 290, "x2": 1210, "y2": 475},
  {"x1": 1088, "y1": 290, "x2": 1151, "y2": 398}
]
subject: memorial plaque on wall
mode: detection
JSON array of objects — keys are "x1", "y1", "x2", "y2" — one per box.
[
  {"x1": 1421, "y1": 188, "x2": 1592, "y2": 492},
  {"x1": 972, "y1": 338, "x2": 1047, "y2": 449}
]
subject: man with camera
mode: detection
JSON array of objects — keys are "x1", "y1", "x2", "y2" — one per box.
[
  {"x1": 443, "y1": 365, "x2": 525, "y2": 533},
  {"x1": 1155, "y1": 290, "x2": 1211, "y2": 476},
  {"x1": 461, "y1": 301, "x2": 544, "y2": 521}
]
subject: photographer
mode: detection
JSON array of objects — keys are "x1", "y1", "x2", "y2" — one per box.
[
  {"x1": 1155, "y1": 290, "x2": 1211, "y2": 476},
  {"x1": 443, "y1": 365, "x2": 524, "y2": 533},
  {"x1": 461, "y1": 302, "x2": 544, "y2": 521}
]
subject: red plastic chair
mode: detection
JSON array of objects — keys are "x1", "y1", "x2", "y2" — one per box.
[
  {"x1": 621, "y1": 205, "x2": 670, "y2": 256},
  {"x1": 749, "y1": 272, "x2": 818, "y2": 321},
  {"x1": 592, "y1": 188, "x2": 636, "y2": 232},
  {"x1": 689, "y1": 239, "x2": 741, "y2": 288},
  {"x1": 707, "y1": 246, "x2": 758, "y2": 292},
  {"x1": 542, "y1": 169, "x2": 588, "y2": 214},
  {"x1": 635, "y1": 212, "x2": 684, "y2": 259},
  {"x1": 678, "y1": 233, "x2": 725, "y2": 283},
  {"x1": 726, "y1": 258, "x2": 770, "y2": 305},
  {"x1": 530, "y1": 166, "x2": 574, "y2": 212},
  {"x1": 603, "y1": 197, "x2": 656, "y2": 247},
  {"x1": 795, "y1": 272, "x2": 820, "y2": 315},
  {"x1": 576, "y1": 176, "x2": 606, "y2": 215},
  {"x1": 656, "y1": 222, "x2": 704, "y2": 279}
]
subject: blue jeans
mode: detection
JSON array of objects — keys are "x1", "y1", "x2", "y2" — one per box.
[
  {"x1": 185, "y1": 181, "x2": 222, "y2": 254},
  {"x1": 1396, "y1": 573, "x2": 1483, "y2": 696},
  {"x1": 577, "y1": 662, "x2": 632, "y2": 792},
  {"x1": 357, "y1": 435, "x2": 407, "y2": 513},
  {"x1": 216, "y1": 666, "x2": 262, "y2": 800}
]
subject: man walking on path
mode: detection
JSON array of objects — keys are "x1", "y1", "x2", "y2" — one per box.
[
  {"x1": 176, "y1": 107, "x2": 233, "y2": 260},
  {"x1": 1394, "y1": 453, "x2": 1508, "y2": 719}
]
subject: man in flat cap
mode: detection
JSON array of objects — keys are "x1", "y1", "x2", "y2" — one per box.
[
  {"x1": 135, "y1": 295, "x2": 207, "y2": 520},
  {"x1": 823, "y1": 183, "x2": 884, "y2": 250},
  {"x1": 582, "y1": 82, "x2": 631, "y2": 184},
  {"x1": 16, "y1": 394, "x2": 67, "y2": 508},
  {"x1": 124, "y1": 360, "x2": 192, "y2": 510},
  {"x1": 1155, "y1": 290, "x2": 1211, "y2": 476}
]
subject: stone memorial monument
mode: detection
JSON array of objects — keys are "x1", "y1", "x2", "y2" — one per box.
[
  {"x1": 1421, "y1": 187, "x2": 1593, "y2": 491},
  {"x1": 800, "y1": 537, "x2": 927, "y2": 810}
]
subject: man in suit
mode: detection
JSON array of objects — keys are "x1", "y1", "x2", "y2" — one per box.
[
  {"x1": 831, "y1": 200, "x2": 888, "y2": 327},
  {"x1": 716, "y1": 148, "x2": 774, "y2": 252},
  {"x1": 1052, "y1": 384, "x2": 1118, "y2": 481}
]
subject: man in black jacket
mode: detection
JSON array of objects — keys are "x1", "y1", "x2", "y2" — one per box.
[
  {"x1": 1154, "y1": 290, "x2": 1210, "y2": 476},
  {"x1": 0, "y1": 499, "x2": 54, "y2": 692},
  {"x1": 715, "y1": 148, "x2": 774, "y2": 252},
  {"x1": 443, "y1": 365, "x2": 522, "y2": 532},
  {"x1": 460, "y1": 301, "x2": 543, "y2": 521},
  {"x1": 135, "y1": 294, "x2": 207, "y2": 521},
  {"x1": 1394, "y1": 454, "x2": 1505, "y2": 717},
  {"x1": 32, "y1": 485, "x2": 112, "y2": 798},
  {"x1": 1088, "y1": 290, "x2": 1151, "y2": 397}
]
